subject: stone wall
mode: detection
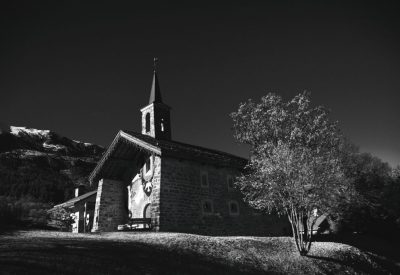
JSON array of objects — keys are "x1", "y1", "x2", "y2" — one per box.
[
  {"x1": 141, "y1": 104, "x2": 156, "y2": 137},
  {"x1": 91, "y1": 155, "x2": 288, "y2": 235},
  {"x1": 140, "y1": 103, "x2": 171, "y2": 140},
  {"x1": 92, "y1": 178, "x2": 127, "y2": 232},
  {"x1": 159, "y1": 157, "x2": 289, "y2": 236}
]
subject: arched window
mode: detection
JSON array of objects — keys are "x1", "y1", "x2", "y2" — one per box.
[
  {"x1": 161, "y1": 118, "x2": 164, "y2": 132},
  {"x1": 145, "y1": 157, "x2": 151, "y2": 173},
  {"x1": 228, "y1": 201, "x2": 239, "y2": 216},
  {"x1": 145, "y1": 113, "x2": 150, "y2": 133},
  {"x1": 143, "y1": 203, "x2": 151, "y2": 218},
  {"x1": 200, "y1": 171, "x2": 209, "y2": 187}
]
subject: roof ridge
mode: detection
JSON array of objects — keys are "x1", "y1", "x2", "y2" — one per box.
[
  {"x1": 122, "y1": 129, "x2": 247, "y2": 161},
  {"x1": 162, "y1": 139, "x2": 247, "y2": 161}
]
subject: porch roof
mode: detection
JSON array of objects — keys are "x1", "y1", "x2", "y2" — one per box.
[{"x1": 52, "y1": 190, "x2": 97, "y2": 209}]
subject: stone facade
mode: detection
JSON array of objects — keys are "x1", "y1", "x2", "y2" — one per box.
[
  {"x1": 127, "y1": 155, "x2": 162, "y2": 230},
  {"x1": 140, "y1": 103, "x2": 171, "y2": 140},
  {"x1": 91, "y1": 153, "x2": 288, "y2": 236},
  {"x1": 92, "y1": 178, "x2": 127, "y2": 232},
  {"x1": 158, "y1": 156, "x2": 288, "y2": 235}
]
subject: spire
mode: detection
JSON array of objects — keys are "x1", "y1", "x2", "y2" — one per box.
[
  {"x1": 149, "y1": 57, "x2": 162, "y2": 104},
  {"x1": 141, "y1": 58, "x2": 171, "y2": 140}
]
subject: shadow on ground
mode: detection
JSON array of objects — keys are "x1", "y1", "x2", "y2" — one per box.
[
  {"x1": 313, "y1": 233, "x2": 400, "y2": 274},
  {"x1": 1, "y1": 231, "x2": 398, "y2": 275},
  {"x1": 0, "y1": 236, "x2": 262, "y2": 275}
]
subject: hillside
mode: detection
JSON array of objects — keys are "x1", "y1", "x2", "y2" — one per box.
[
  {"x1": 0, "y1": 126, "x2": 104, "y2": 204},
  {"x1": 0, "y1": 231, "x2": 398, "y2": 274}
]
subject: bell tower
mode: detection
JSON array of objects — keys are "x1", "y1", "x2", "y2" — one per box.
[{"x1": 140, "y1": 59, "x2": 171, "y2": 140}]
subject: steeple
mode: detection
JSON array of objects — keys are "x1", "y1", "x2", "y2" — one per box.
[
  {"x1": 149, "y1": 70, "x2": 162, "y2": 104},
  {"x1": 140, "y1": 58, "x2": 172, "y2": 140}
]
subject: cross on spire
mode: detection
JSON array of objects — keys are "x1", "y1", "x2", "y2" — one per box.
[
  {"x1": 141, "y1": 58, "x2": 171, "y2": 140},
  {"x1": 153, "y1": 57, "x2": 159, "y2": 72}
]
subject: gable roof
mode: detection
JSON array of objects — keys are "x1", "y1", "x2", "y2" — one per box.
[
  {"x1": 52, "y1": 190, "x2": 97, "y2": 208},
  {"x1": 89, "y1": 130, "x2": 247, "y2": 184},
  {"x1": 124, "y1": 130, "x2": 247, "y2": 166}
]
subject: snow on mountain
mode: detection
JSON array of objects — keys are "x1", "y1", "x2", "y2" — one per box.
[
  {"x1": 10, "y1": 126, "x2": 51, "y2": 138},
  {"x1": 43, "y1": 142, "x2": 67, "y2": 151},
  {"x1": 10, "y1": 126, "x2": 96, "y2": 146},
  {"x1": 1, "y1": 125, "x2": 104, "y2": 157},
  {"x1": 73, "y1": 139, "x2": 95, "y2": 147}
]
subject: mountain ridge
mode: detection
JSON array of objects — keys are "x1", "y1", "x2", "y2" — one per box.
[{"x1": 0, "y1": 125, "x2": 104, "y2": 204}]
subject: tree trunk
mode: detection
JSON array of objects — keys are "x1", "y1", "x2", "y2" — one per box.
[{"x1": 287, "y1": 207, "x2": 314, "y2": 256}]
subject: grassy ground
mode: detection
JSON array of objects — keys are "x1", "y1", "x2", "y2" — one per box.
[{"x1": 0, "y1": 230, "x2": 398, "y2": 274}]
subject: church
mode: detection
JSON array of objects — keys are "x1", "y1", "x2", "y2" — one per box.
[{"x1": 72, "y1": 66, "x2": 287, "y2": 235}]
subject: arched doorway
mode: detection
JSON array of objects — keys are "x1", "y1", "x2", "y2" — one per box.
[{"x1": 143, "y1": 203, "x2": 151, "y2": 218}]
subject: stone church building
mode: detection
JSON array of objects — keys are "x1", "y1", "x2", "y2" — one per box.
[{"x1": 86, "y1": 69, "x2": 287, "y2": 235}]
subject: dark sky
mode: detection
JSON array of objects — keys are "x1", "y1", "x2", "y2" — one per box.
[{"x1": 1, "y1": 1, "x2": 400, "y2": 167}]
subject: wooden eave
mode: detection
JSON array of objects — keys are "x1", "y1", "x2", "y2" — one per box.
[
  {"x1": 51, "y1": 190, "x2": 97, "y2": 209},
  {"x1": 89, "y1": 131, "x2": 161, "y2": 185},
  {"x1": 123, "y1": 130, "x2": 248, "y2": 169}
]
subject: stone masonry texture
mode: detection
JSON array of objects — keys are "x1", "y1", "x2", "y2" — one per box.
[
  {"x1": 92, "y1": 178, "x2": 127, "y2": 232},
  {"x1": 159, "y1": 156, "x2": 289, "y2": 235},
  {"x1": 92, "y1": 155, "x2": 288, "y2": 235}
]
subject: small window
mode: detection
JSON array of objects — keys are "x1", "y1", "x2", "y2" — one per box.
[
  {"x1": 200, "y1": 171, "x2": 209, "y2": 187},
  {"x1": 228, "y1": 201, "x2": 239, "y2": 216},
  {"x1": 201, "y1": 200, "x2": 213, "y2": 214},
  {"x1": 227, "y1": 175, "x2": 234, "y2": 191},
  {"x1": 161, "y1": 118, "x2": 164, "y2": 132},
  {"x1": 145, "y1": 113, "x2": 150, "y2": 133},
  {"x1": 145, "y1": 158, "x2": 151, "y2": 173}
]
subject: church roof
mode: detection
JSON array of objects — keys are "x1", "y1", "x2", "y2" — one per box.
[
  {"x1": 149, "y1": 71, "x2": 162, "y2": 104},
  {"x1": 124, "y1": 130, "x2": 247, "y2": 166},
  {"x1": 89, "y1": 130, "x2": 247, "y2": 184}
]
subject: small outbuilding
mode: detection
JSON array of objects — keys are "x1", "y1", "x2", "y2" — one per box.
[{"x1": 51, "y1": 186, "x2": 97, "y2": 233}]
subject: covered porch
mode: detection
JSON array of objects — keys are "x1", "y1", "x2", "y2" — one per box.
[{"x1": 89, "y1": 131, "x2": 162, "y2": 232}]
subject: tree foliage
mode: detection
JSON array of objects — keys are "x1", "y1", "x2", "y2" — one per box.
[
  {"x1": 337, "y1": 147, "x2": 400, "y2": 236},
  {"x1": 231, "y1": 92, "x2": 353, "y2": 255},
  {"x1": 0, "y1": 196, "x2": 51, "y2": 228},
  {"x1": 47, "y1": 206, "x2": 75, "y2": 231}
]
